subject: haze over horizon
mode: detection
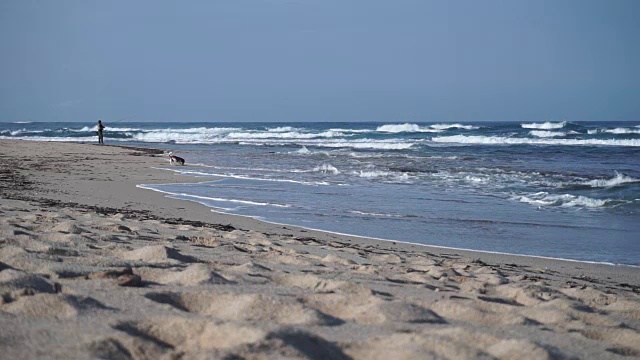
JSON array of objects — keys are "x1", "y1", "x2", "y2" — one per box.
[{"x1": 1, "y1": 0, "x2": 639, "y2": 123}]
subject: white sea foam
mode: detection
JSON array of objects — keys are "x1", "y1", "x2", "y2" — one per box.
[
  {"x1": 0, "y1": 135, "x2": 100, "y2": 142},
  {"x1": 376, "y1": 123, "x2": 419, "y2": 132},
  {"x1": 227, "y1": 130, "x2": 343, "y2": 139},
  {"x1": 328, "y1": 128, "x2": 373, "y2": 133},
  {"x1": 521, "y1": 121, "x2": 567, "y2": 129},
  {"x1": 464, "y1": 175, "x2": 488, "y2": 183},
  {"x1": 267, "y1": 126, "x2": 297, "y2": 132},
  {"x1": 174, "y1": 193, "x2": 291, "y2": 208},
  {"x1": 356, "y1": 170, "x2": 394, "y2": 178},
  {"x1": 296, "y1": 146, "x2": 311, "y2": 154},
  {"x1": 349, "y1": 210, "x2": 404, "y2": 218},
  {"x1": 355, "y1": 170, "x2": 410, "y2": 182},
  {"x1": 376, "y1": 123, "x2": 441, "y2": 133},
  {"x1": 68, "y1": 126, "x2": 144, "y2": 132},
  {"x1": 158, "y1": 167, "x2": 332, "y2": 186},
  {"x1": 516, "y1": 192, "x2": 612, "y2": 208},
  {"x1": 528, "y1": 130, "x2": 565, "y2": 138},
  {"x1": 588, "y1": 128, "x2": 640, "y2": 135},
  {"x1": 313, "y1": 164, "x2": 340, "y2": 174},
  {"x1": 603, "y1": 128, "x2": 640, "y2": 135},
  {"x1": 70, "y1": 126, "x2": 97, "y2": 132},
  {"x1": 134, "y1": 132, "x2": 214, "y2": 143},
  {"x1": 431, "y1": 135, "x2": 640, "y2": 147},
  {"x1": 1, "y1": 128, "x2": 44, "y2": 136},
  {"x1": 297, "y1": 140, "x2": 414, "y2": 150},
  {"x1": 430, "y1": 123, "x2": 478, "y2": 130},
  {"x1": 582, "y1": 172, "x2": 640, "y2": 188}
]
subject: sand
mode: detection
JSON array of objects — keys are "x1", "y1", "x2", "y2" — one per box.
[{"x1": 0, "y1": 139, "x2": 639, "y2": 359}]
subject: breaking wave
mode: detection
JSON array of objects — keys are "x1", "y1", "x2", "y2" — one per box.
[
  {"x1": 521, "y1": 121, "x2": 567, "y2": 130},
  {"x1": 515, "y1": 192, "x2": 620, "y2": 209},
  {"x1": 376, "y1": 123, "x2": 440, "y2": 133},
  {"x1": 528, "y1": 130, "x2": 565, "y2": 138},
  {"x1": 582, "y1": 172, "x2": 640, "y2": 188},
  {"x1": 603, "y1": 128, "x2": 640, "y2": 135},
  {"x1": 313, "y1": 164, "x2": 340, "y2": 174},
  {"x1": 227, "y1": 130, "x2": 343, "y2": 139},
  {"x1": 430, "y1": 123, "x2": 478, "y2": 130},
  {"x1": 267, "y1": 126, "x2": 297, "y2": 132},
  {"x1": 431, "y1": 135, "x2": 640, "y2": 147},
  {"x1": 1, "y1": 129, "x2": 45, "y2": 136},
  {"x1": 300, "y1": 140, "x2": 414, "y2": 150},
  {"x1": 376, "y1": 123, "x2": 477, "y2": 133},
  {"x1": 296, "y1": 146, "x2": 311, "y2": 154}
]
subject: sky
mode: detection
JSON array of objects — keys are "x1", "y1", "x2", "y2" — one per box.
[{"x1": 0, "y1": 0, "x2": 639, "y2": 122}]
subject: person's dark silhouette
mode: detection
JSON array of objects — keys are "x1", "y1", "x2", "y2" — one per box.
[{"x1": 97, "y1": 120, "x2": 105, "y2": 144}]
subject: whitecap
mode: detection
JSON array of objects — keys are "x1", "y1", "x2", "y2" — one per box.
[
  {"x1": 267, "y1": 126, "x2": 297, "y2": 132},
  {"x1": 313, "y1": 164, "x2": 340, "y2": 174},
  {"x1": 0, "y1": 135, "x2": 100, "y2": 142},
  {"x1": 226, "y1": 130, "x2": 342, "y2": 139},
  {"x1": 603, "y1": 128, "x2": 640, "y2": 135},
  {"x1": 328, "y1": 128, "x2": 373, "y2": 133},
  {"x1": 431, "y1": 135, "x2": 640, "y2": 147},
  {"x1": 376, "y1": 123, "x2": 441, "y2": 133},
  {"x1": 516, "y1": 192, "x2": 612, "y2": 208},
  {"x1": 296, "y1": 146, "x2": 311, "y2": 154},
  {"x1": 582, "y1": 172, "x2": 640, "y2": 188},
  {"x1": 528, "y1": 130, "x2": 565, "y2": 138},
  {"x1": 349, "y1": 210, "x2": 403, "y2": 217},
  {"x1": 356, "y1": 170, "x2": 394, "y2": 178},
  {"x1": 521, "y1": 121, "x2": 567, "y2": 129},
  {"x1": 430, "y1": 123, "x2": 478, "y2": 130}
]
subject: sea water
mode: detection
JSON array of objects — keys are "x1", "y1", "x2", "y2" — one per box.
[{"x1": 2, "y1": 120, "x2": 639, "y2": 265}]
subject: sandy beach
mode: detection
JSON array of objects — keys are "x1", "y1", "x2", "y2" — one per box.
[{"x1": 1, "y1": 139, "x2": 639, "y2": 359}]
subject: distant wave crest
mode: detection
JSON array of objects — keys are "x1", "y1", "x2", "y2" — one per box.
[
  {"x1": 521, "y1": 121, "x2": 567, "y2": 130},
  {"x1": 376, "y1": 123, "x2": 437, "y2": 133},
  {"x1": 376, "y1": 123, "x2": 476, "y2": 133},
  {"x1": 528, "y1": 130, "x2": 565, "y2": 138},
  {"x1": 432, "y1": 135, "x2": 640, "y2": 147}
]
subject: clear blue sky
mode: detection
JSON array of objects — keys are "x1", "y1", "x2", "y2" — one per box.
[{"x1": 1, "y1": 0, "x2": 638, "y2": 122}]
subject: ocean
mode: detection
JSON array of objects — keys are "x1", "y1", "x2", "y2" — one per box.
[{"x1": 2, "y1": 120, "x2": 639, "y2": 265}]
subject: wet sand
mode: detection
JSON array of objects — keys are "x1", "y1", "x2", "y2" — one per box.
[{"x1": 1, "y1": 139, "x2": 639, "y2": 359}]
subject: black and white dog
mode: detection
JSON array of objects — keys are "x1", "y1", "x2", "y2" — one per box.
[{"x1": 168, "y1": 152, "x2": 185, "y2": 165}]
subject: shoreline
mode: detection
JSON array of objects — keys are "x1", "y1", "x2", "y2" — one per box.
[
  {"x1": 1, "y1": 139, "x2": 639, "y2": 359},
  {"x1": 142, "y1": 181, "x2": 640, "y2": 269}
]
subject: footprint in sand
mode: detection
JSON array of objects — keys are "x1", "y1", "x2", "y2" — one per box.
[
  {"x1": 345, "y1": 327, "x2": 560, "y2": 360},
  {"x1": 113, "y1": 317, "x2": 265, "y2": 351},
  {"x1": 145, "y1": 291, "x2": 341, "y2": 325},
  {"x1": 304, "y1": 288, "x2": 443, "y2": 325},
  {"x1": 2, "y1": 293, "x2": 110, "y2": 318},
  {"x1": 135, "y1": 263, "x2": 231, "y2": 286},
  {"x1": 0, "y1": 269, "x2": 59, "y2": 303},
  {"x1": 120, "y1": 245, "x2": 198, "y2": 264}
]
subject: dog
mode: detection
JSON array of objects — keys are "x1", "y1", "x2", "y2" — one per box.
[{"x1": 168, "y1": 153, "x2": 185, "y2": 165}]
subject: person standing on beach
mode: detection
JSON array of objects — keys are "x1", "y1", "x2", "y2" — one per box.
[{"x1": 97, "y1": 120, "x2": 105, "y2": 144}]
